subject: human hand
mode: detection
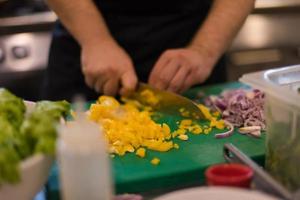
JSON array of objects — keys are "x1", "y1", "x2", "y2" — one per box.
[
  {"x1": 81, "y1": 40, "x2": 138, "y2": 96},
  {"x1": 148, "y1": 47, "x2": 215, "y2": 93}
]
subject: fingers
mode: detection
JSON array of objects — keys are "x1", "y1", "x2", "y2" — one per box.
[
  {"x1": 150, "y1": 50, "x2": 194, "y2": 92},
  {"x1": 94, "y1": 78, "x2": 106, "y2": 93},
  {"x1": 84, "y1": 75, "x2": 96, "y2": 89},
  {"x1": 82, "y1": 59, "x2": 137, "y2": 96},
  {"x1": 120, "y1": 70, "x2": 138, "y2": 96},
  {"x1": 83, "y1": 65, "x2": 110, "y2": 94},
  {"x1": 83, "y1": 67, "x2": 119, "y2": 95},
  {"x1": 149, "y1": 48, "x2": 213, "y2": 94},
  {"x1": 149, "y1": 50, "x2": 191, "y2": 92},
  {"x1": 103, "y1": 78, "x2": 119, "y2": 96},
  {"x1": 179, "y1": 73, "x2": 194, "y2": 94},
  {"x1": 84, "y1": 68, "x2": 137, "y2": 96},
  {"x1": 148, "y1": 51, "x2": 170, "y2": 86},
  {"x1": 155, "y1": 58, "x2": 180, "y2": 90},
  {"x1": 167, "y1": 63, "x2": 191, "y2": 93}
]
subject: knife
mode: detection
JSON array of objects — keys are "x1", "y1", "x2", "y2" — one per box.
[{"x1": 126, "y1": 83, "x2": 204, "y2": 120}]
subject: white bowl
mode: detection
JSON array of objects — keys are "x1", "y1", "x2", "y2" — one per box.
[
  {"x1": 154, "y1": 186, "x2": 279, "y2": 200},
  {"x1": 0, "y1": 101, "x2": 54, "y2": 200},
  {"x1": 0, "y1": 154, "x2": 53, "y2": 200}
]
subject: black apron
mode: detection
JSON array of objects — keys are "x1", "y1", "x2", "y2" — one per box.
[{"x1": 41, "y1": 0, "x2": 226, "y2": 101}]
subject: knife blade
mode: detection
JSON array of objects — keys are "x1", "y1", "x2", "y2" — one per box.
[{"x1": 126, "y1": 83, "x2": 204, "y2": 120}]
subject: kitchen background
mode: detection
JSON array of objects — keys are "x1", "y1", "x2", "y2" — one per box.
[{"x1": 1, "y1": 0, "x2": 300, "y2": 101}]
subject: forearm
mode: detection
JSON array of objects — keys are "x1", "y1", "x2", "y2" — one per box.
[
  {"x1": 189, "y1": 0, "x2": 255, "y2": 64},
  {"x1": 46, "y1": 0, "x2": 114, "y2": 47}
]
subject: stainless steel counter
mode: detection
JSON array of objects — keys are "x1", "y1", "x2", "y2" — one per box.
[
  {"x1": 255, "y1": 0, "x2": 300, "y2": 10},
  {"x1": 227, "y1": 1, "x2": 300, "y2": 81}
]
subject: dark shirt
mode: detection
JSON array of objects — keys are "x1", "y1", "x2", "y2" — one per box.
[{"x1": 44, "y1": 1, "x2": 225, "y2": 101}]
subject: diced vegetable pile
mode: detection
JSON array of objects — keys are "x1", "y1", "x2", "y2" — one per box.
[
  {"x1": 88, "y1": 90, "x2": 227, "y2": 165},
  {"x1": 205, "y1": 89, "x2": 265, "y2": 137},
  {"x1": 0, "y1": 88, "x2": 70, "y2": 185}
]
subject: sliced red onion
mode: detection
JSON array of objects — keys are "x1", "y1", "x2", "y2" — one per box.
[
  {"x1": 215, "y1": 120, "x2": 234, "y2": 139},
  {"x1": 204, "y1": 89, "x2": 265, "y2": 130}
]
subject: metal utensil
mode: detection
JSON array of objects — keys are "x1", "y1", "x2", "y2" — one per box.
[
  {"x1": 223, "y1": 143, "x2": 292, "y2": 200},
  {"x1": 127, "y1": 83, "x2": 205, "y2": 120}
]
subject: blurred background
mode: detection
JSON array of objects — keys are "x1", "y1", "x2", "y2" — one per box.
[{"x1": 1, "y1": 0, "x2": 300, "y2": 101}]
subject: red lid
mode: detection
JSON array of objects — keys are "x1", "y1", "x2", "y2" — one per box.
[{"x1": 205, "y1": 163, "x2": 253, "y2": 188}]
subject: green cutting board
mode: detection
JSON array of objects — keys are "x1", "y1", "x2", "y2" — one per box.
[{"x1": 46, "y1": 82, "x2": 265, "y2": 198}]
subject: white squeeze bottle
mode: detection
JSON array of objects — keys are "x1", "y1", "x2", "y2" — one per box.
[{"x1": 57, "y1": 99, "x2": 113, "y2": 200}]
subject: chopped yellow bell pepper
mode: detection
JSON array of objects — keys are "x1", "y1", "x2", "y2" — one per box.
[
  {"x1": 180, "y1": 119, "x2": 192, "y2": 127},
  {"x1": 140, "y1": 89, "x2": 159, "y2": 106},
  {"x1": 151, "y1": 157, "x2": 160, "y2": 165},
  {"x1": 197, "y1": 104, "x2": 213, "y2": 120},
  {"x1": 173, "y1": 143, "x2": 180, "y2": 149},
  {"x1": 191, "y1": 125, "x2": 203, "y2": 135},
  {"x1": 88, "y1": 95, "x2": 225, "y2": 160},
  {"x1": 136, "y1": 148, "x2": 146, "y2": 158},
  {"x1": 178, "y1": 134, "x2": 189, "y2": 141},
  {"x1": 210, "y1": 118, "x2": 225, "y2": 130}
]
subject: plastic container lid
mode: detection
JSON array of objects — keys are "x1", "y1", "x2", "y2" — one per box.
[
  {"x1": 205, "y1": 163, "x2": 253, "y2": 188},
  {"x1": 239, "y1": 65, "x2": 300, "y2": 107}
]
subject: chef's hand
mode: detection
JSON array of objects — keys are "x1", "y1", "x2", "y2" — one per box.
[
  {"x1": 81, "y1": 40, "x2": 138, "y2": 96},
  {"x1": 148, "y1": 47, "x2": 215, "y2": 93}
]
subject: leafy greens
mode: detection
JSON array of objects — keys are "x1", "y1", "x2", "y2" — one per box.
[{"x1": 0, "y1": 89, "x2": 70, "y2": 185}]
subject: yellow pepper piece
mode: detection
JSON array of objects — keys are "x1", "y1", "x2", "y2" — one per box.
[
  {"x1": 178, "y1": 134, "x2": 189, "y2": 141},
  {"x1": 179, "y1": 120, "x2": 193, "y2": 130},
  {"x1": 173, "y1": 143, "x2": 179, "y2": 149},
  {"x1": 210, "y1": 118, "x2": 225, "y2": 130},
  {"x1": 172, "y1": 131, "x2": 178, "y2": 138},
  {"x1": 179, "y1": 108, "x2": 190, "y2": 117},
  {"x1": 176, "y1": 129, "x2": 187, "y2": 135},
  {"x1": 98, "y1": 96, "x2": 120, "y2": 108},
  {"x1": 162, "y1": 123, "x2": 171, "y2": 139},
  {"x1": 140, "y1": 89, "x2": 159, "y2": 106},
  {"x1": 124, "y1": 144, "x2": 135, "y2": 153},
  {"x1": 180, "y1": 119, "x2": 192, "y2": 127},
  {"x1": 136, "y1": 148, "x2": 146, "y2": 158},
  {"x1": 204, "y1": 128, "x2": 212, "y2": 135},
  {"x1": 151, "y1": 158, "x2": 160, "y2": 165},
  {"x1": 143, "y1": 140, "x2": 173, "y2": 152},
  {"x1": 191, "y1": 125, "x2": 203, "y2": 134},
  {"x1": 212, "y1": 111, "x2": 221, "y2": 118},
  {"x1": 197, "y1": 104, "x2": 213, "y2": 120}
]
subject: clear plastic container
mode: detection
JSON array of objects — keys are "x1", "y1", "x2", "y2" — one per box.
[
  {"x1": 240, "y1": 65, "x2": 300, "y2": 192},
  {"x1": 57, "y1": 113, "x2": 113, "y2": 200}
]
